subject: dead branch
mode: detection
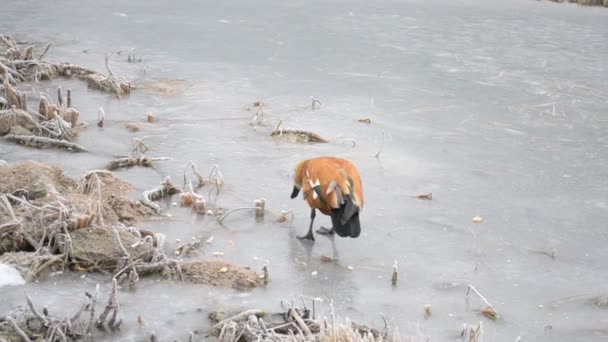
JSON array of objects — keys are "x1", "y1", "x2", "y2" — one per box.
[
  {"x1": 4, "y1": 134, "x2": 87, "y2": 152},
  {"x1": 141, "y1": 176, "x2": 182, "y2": 213},
  {"x1": 105, "y1": 155, "x2": 170, "y2": 171},
  {"x1": 270, "y1": 127, "x2": 328, "y2": 143}
]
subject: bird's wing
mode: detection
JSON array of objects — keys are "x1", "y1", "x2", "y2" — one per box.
[{"x1": 302, "y1": 160, "x2": 362, "y2": 217}]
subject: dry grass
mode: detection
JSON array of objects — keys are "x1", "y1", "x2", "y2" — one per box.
[{"x1": 546, "y1": 0, "x2": 608, "y2": 6}]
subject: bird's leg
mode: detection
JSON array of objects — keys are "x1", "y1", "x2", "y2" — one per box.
[
  {"x1": 297, "y1": 209, "x2": 316, "y2": 241},
  {"x1": 316, "y1": 226, "x2": 335, "y2": 235}
]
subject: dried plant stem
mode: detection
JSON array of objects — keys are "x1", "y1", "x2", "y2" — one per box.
[
  {"x1": 211, "y1": 310, "x2": 266, "y2": 332},
  {"x1": 86, "y1": 284, "x2": 99, "y2": 339},
  {"x1": 270, "y1": 128, "x2": 329, "y2": 143},
  {"x1": 113, "y1": 259, "x2": 144, "y2": 280},
  {"x1": 105, "y1": 155, "x2": 169, "y2": 171},
  {"x1": 141, "y1": 176, "x2": 181, "y2": 213},
  {"x1": 25, "y1": 291, "x2": 48, "y2": 326},
  {"x1": 0, "y1": 61, "x2": 24, "y2": 81},
  {"x1": 97, "y1": 107, "x2": 105, "y2": 127},
  {"x1": 104, "y1": 53, "x2": 114, "y2": 76},
  {"x1": 7, "y1": 316, "x2": 32, "y2": 342},
  {"x1": 208, "y1": 164, "x2": 225, "y2": 193},
  {"x1": 131, "y1": 137, "x2": 150, "y2": 154},
  {"x1": 391, "y1": 261, "x2": 398, "y2": 286},
  {"x1": 97, "y1": 278, "x2": 121, "y2": 329},
  {"x1": 462, "y1": 321, "x2": 483, "y2": 342},
  {"x1": 183, "y1": 160, "x2": 205, "y2": 188},
  {"x1": 37, "y1": 41, "x2": 54, "y2": 60},
  {"x1": 466, "y1": 284, "x2": 493, "y2": 308},
  {"x1": 289, "y1": 307, "x2": 311, "y2": 336},
  {"x1": 217, "y1": 207, "x2": 257, "y2": 223},
  {"x1": 375, "y1": 130, "x2": 386, "y2": 158},
  {"x1": 310, "y1": 96, "x2": 321, "y2": 110},
  {"x1": 4, "y1": 134, "x2": 87, "y2": 152}
]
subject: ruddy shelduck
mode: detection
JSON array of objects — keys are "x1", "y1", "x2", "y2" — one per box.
[{"x1": 290, "y1": 157, "x2": 364, "y2": 241}]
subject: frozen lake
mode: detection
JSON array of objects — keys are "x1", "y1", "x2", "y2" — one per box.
[{"x1": 1, "y1": 0, "x2": 607, "y2": 340}]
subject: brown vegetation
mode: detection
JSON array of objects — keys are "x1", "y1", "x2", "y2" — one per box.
[{"x1": 545, "y1": 0, "x2": 608, "y2": 7}]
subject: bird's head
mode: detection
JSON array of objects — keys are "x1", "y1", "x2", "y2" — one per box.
[{"x1": 290, "y1": 159, "x2": 308, "y2": 198}]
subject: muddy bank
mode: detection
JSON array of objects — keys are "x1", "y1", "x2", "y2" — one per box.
[
  {"x1": 0, "y1": 159, "x2": 266, "y2": 341},
  {"x1": 0, "y1": 160, "x2": 262, "y2": 285},
  {"x1": 0, "y1": 160, "x2": 155, "y2": 255}
]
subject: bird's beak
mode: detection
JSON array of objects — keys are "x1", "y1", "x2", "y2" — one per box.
[{"x1": 290, "y1": 186, "x2": 300, "y2": 199}]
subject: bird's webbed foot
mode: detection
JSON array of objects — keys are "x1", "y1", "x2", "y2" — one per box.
[
  {"x1": 316, "y1": 226, "x2": 335, "y2": 236},
  {"x1": 297, "y1": 231, "x2": 315, "y2": 241}
]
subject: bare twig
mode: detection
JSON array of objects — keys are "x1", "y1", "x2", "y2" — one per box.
[
  {"x1": 37, "y1": 41, "x2": 54, "y2": 60},
  {"x1": 7, "y1": 316, "x2": 32, "y2": 342},
  {"x1": 104, "y1": 53, "x2": 114, "y2": 76},
  {"x1": 375, "y1": 130, "x2": 386, "y2": 158}
]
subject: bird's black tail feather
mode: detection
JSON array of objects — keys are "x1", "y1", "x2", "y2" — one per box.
[
  {"x1": 334, "y1": 212, "x2": 361, "y2": 238},
  {"x1": 330, "y1": 196, "x2": 361, "y2": 238}
]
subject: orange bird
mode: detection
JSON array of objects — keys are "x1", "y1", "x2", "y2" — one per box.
[{"x1": 290, "y1": 157, "x2": 364, "y2": 241}]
